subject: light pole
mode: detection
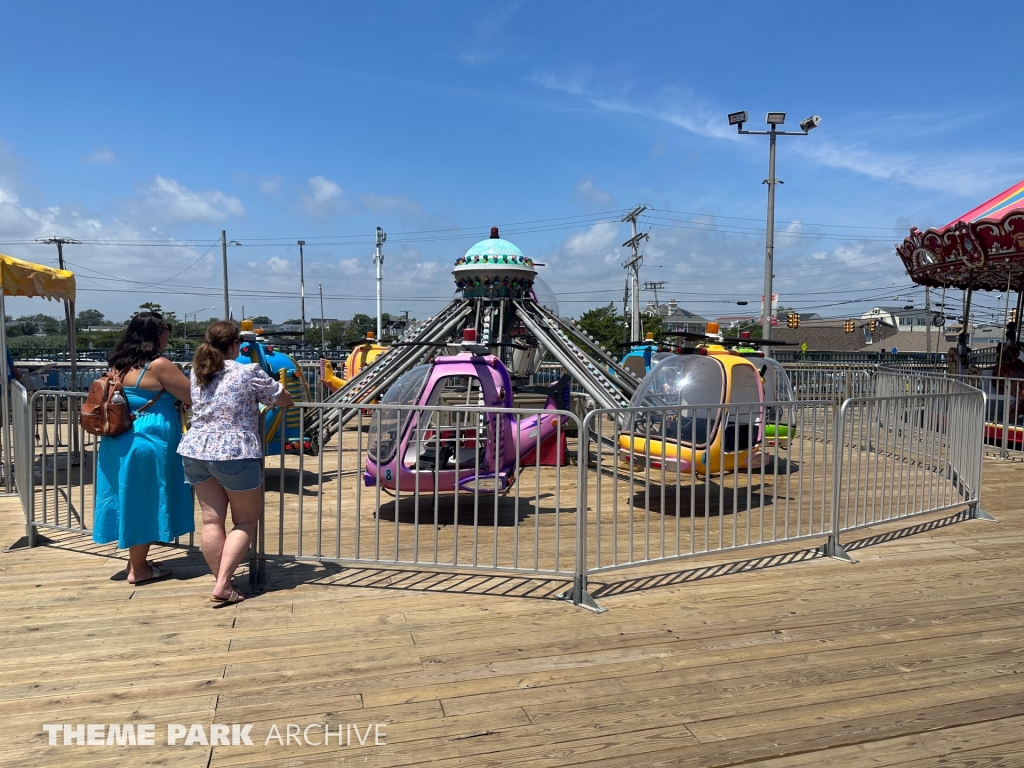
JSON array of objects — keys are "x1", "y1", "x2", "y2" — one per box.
[
  {"x1": 297, "y1": 240, "x2": 306, "y2": 341},
  {"x1": 727, "y1": 111, "x2": 820, "y2": 354},
  {"x1": 374, "y1": 227, "x2": 386, "y2": 339},
  {"x1": 318, "y1": 282, "x2": 326, "y2": 350}
]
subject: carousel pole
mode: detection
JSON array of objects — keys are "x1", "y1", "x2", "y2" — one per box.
[
  {"x1": 1014, "y1": 284, "x2": 1024, "y2": 346},
  {"x1": 961, "y1": 283, "x2": 974, "y2": 372}
]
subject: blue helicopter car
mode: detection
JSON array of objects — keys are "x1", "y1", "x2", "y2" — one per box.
[
  {"x1": 236, "y1": 321, "x2": 312, "y2": 455},
  {"x1": 619, "y1": 332, "x2": 670, "y2": 378}
]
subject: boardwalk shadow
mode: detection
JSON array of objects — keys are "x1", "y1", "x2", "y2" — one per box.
[
  {"x1": 591, "y1": 508, "x2": 973, "y2": 599},
  {"x1": 630, "y1": 480, "x2": 784, "y2": 516},
  {"x1": 264, "y1": 467, "x2": 338, "y2": 496},
  {"x1": 376, "y1": 494, "x2": 543, "y2": 526}
]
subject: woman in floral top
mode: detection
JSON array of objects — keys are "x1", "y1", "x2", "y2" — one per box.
[{"x1": 178, "y1": 321, "x2": 293, "y2": 604}]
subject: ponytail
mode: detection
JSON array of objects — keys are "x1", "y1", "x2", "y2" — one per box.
[{"x1": 192, "y1": 321, "x2": 241, "y2": 388}]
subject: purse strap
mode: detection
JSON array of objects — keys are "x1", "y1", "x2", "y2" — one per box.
[{"x1": 112, "y1": 362, "x2": 165, "y2": 417}]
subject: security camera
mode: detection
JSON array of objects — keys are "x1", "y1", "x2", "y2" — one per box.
[{"x1": 799, "y1": 115, "x2": 821, "y2": 131}]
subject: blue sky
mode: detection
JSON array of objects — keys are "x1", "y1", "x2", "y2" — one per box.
[{"x1": 1, "y1": 0, "x2": 1022, "y2": 326}]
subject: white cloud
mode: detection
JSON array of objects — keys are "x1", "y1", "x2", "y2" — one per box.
[
  {"x1": 458, "y1": 3, "x2": 522, "y2": 65},
  {"x1": 81, "y1": 148, "x2": 116, "y2": 165},
  {"x1": 574, "y1": 176, "x2": 616, "y2": 207},
  {"x1": 258, "y1": 176, "x2": 282, "y2": 194},
  {"x1": 135, "y1": 176, "x2": 245, "y2": 223},
  {"x1": 300, "y1": 175, "x2": 346, "y2": 219},
  {"x1": 795, "y1": 141, "x2": 1024, "y2": 197},
  {"x1": 531, "y1": 72, "x2": 737, "y2": 141},
  {"x1": 561, "y1": 221, "x2": 621, "y2": 260},
  {"x1": 360, "y1": 193, "x2": 422, "y2": 216},
  {"x1": 266, "y1": 257, "x2": 291, "y2": 274}
]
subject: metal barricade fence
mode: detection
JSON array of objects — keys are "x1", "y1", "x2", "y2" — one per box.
[
  {"x1": 260, "y1": 401, "x2": 581, "y2": 578},
  {"x1": 11, "y1": 382, "x2": 32, "y2": 534},
  {"x1": 10, "y1": 373, "x2": 991, "y2": 611},
  {"x1": 782, "y1": 364, "x2": 874, "y2": 401},
  {"x1": 578, "y1": 400, "x2": 836, "y2": 575},
  {"x1": 24, "y1": 390, "x2": 99, "y2": 537},
  {"x1": 828, "y1": 382, "x2": 986, "y2": 549}
]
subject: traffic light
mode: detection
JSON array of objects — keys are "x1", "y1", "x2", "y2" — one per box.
[
  {"x1": 787, "y1": 312, "x2": 800, "y2": 329},
  {"x1": 869, "y1": 319, "x2": 877, "y2": 332},
  {"x1": 844, "y1": 319, "x2": 855, "y2": 334}
]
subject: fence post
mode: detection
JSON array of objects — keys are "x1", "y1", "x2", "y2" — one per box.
[
  {"x1": 560, "y1": 411, "x2": 606, "y2": 613},
  {"x1": 821, "y1": 400, "x2": 856, "y2": 562},
  {"x1": 969, "y1": 389, "x2": 998, "y2": 522},
  {"x1": 248, "y1": 415, "x2": 269, "y2": 591}
]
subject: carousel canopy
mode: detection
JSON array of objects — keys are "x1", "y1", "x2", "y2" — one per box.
[
  {"x1": 897, "y1": 180, "x2": 1024, "y2": 291},
  {"x1": 0, "y1": 253, "x2": 76, "y2": 302}
]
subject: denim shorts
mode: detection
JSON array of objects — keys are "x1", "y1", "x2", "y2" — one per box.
[{"x1": 181, "y1": 457, "x2": 263, "y2": 492}]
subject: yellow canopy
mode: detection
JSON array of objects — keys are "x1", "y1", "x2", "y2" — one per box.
[{"x1": 0, "y1": 253, "x2": 76, "y2": 302}]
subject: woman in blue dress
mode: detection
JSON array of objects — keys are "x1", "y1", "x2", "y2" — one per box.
[{"x1": 93, "y1": 312, "x2": 194, "y2": 584}]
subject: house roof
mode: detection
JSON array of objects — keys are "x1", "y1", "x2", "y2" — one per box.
[{"x1": 771, "y1": 319, "x2": 899, "y2": 353}]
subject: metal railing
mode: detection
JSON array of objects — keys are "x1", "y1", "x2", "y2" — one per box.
[
  {"x1": 782, "y1": 364, "x2": 875, "y2": 401},
  {"x1": 579, "y1": 400, "x2": 836, "y2": 573},
  {"x1": 261, "y1": 401, "x2": 581, "y2": 578},
  {"x1": 9, "y1": 370, "x2": 991, "y2": 612}
]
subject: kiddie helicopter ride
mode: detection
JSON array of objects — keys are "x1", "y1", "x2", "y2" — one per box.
[
  {"x1": 363, "y1": 328, "x2": 572, "y2": 494},
  {"x1": 614, "y1": 322, "x2": 801, "y2": 472},
  {"x1": 237, "y1": 320, "x2": 313, "y2": 455},
  {"x1": 617, "y1": 327, "x2": 768, "y2": 474},
  {"x1": 312, "y1": 228, "x2": 640, "y2": 453}
]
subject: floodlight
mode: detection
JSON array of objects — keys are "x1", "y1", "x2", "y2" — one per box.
[
  {"x1": 727, "y1": 111, "x2": 748, "y2": 126},
  {"x1": 799, "y1": 114, "x2": 821, "y2": 131},
  {"x1": 766, "y1": 112, "x2": 786, "y2": 125}
]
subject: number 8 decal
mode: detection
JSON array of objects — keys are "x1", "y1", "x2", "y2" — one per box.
[{"x1": 385, "y1": 469, "x2": 393, "y2": 481}]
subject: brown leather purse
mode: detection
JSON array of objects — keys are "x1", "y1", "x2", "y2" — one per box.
[{"x1": 81, "y1": 369, "x2": 163, "y2": 436}]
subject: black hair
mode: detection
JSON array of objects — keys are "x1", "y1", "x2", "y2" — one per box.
[{"x1": 106, "y1": 312, "x2": 169, "y2": 372}]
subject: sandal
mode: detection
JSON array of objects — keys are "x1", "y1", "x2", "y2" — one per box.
[
  {"x1": 128, "y1": 563, "x2": 172, "y2": 585},
  {"x1": 210, "y1": 588, "x2": 245, "y2": 605}
]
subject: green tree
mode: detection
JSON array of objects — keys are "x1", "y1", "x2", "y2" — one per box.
[
  {"x1": 76, "y1": 309, "x2": 106, "y2": 328},
  {"x1": 18, "y1": 313, "x2": 61, "y2": 334},
  {"x1": 138, "y1": 302, "x2": 163, "y2": 314},
  {"x1": 576, "y1": 304, "x2": 627, "y2": 352},
  {"x1": 344, "y1": 314, "x2": 377, "y2": 344},
  {"x1": 250, "y1": 315, "x2": 272, "y2": 326}
]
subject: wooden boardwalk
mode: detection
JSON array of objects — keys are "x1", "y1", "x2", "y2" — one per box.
[{"x1": 1, "y1": 456, "x2": 1023, "y2": 766}]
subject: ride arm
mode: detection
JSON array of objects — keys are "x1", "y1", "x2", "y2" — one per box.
[{"x1": 320, "y1": 359, "x2": 346, "y2": 392}]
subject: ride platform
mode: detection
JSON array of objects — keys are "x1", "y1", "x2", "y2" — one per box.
[{"x1": 2, "y1": 449, "x2": 1022, "y2": 766}]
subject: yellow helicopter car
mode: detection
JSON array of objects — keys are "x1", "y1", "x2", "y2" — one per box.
[
  {"x1": 320, "y1": 332, "x2": 389, "y2": 391},
  {"x1": 618, "y1": 324, "x2": 765, "y2": 475}
]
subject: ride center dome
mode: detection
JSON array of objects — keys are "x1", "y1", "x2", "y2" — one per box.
[{"x1": 453, "y1": 227, "x2": 536, "y2": 298}]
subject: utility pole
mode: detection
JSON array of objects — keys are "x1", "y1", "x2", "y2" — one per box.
[
  {"x1": 318, "y1": 282, "x2": 326, "y2": 350},
  {"x1": 38, "y1": 236, "x2": 81, "y2": 373},
  {"x1": 622, "y1": 274, "x2": 631, "y2": 345},
  {"x1": 221, "y1": 230, "x2": 229, "y2": 323},
  {"x1": 621, "y1": 205, "x2": 649, "y2": 343},
  {"x1": 642, "y1": 281, "x2": 666, "y2": 309},
  {"x1": 297, "y1": 240, "x2": 306, "y2": 341},
  {"x1": 374, "y1": 227, "x2": 387, "y2": 339}
]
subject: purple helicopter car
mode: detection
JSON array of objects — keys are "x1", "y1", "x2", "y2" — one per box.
[{"x1": 364, "y1": 329, "x2": 569, "y2": 494}]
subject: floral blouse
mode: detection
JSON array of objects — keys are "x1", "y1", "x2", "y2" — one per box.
[{"x1": 177, "y1": 360, "x2": 283, "y2": 460}]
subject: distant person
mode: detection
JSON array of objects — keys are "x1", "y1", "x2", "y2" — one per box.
[
  {"x1": 177, "y1": 322, "x2": 293, "y2": 604},
  {"x1": 93, "y1": 312, "x2": 194, "y2": 584}
]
